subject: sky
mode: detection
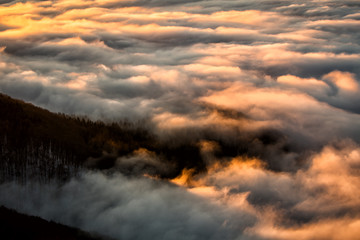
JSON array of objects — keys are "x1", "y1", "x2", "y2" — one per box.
[{"x1": 1, "y1": 0, "x2": 360, "y2": 239}]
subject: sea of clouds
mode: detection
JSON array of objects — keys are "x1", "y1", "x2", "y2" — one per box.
[{"x1": 1, "y1": 0, "x2": 360, "y2": 239}]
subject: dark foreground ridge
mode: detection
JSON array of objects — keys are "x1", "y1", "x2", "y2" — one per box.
[{"x1": 0, "y1": 206, "x2": 108, "y2": 240}]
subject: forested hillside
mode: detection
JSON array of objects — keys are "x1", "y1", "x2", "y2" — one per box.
[
  {"x1": 0, "y1": 94, "x2": 210, "y2": 183},
  {"x1": 0, "y1": 93, "x2": 156, "y2": 182}
]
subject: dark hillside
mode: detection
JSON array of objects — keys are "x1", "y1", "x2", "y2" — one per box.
[
  {"x1": 0, "y1": 206, "x2": 108, "y2": 240},
  {"x1": 0, "y1": 93, "x2": 156, "y2": 182},
  {"x1": 0, "y1": 93, "x2": 153, "y2": 157}
]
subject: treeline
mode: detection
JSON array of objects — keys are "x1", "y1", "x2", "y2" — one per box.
[
  {"x1": 0, "y1": 137, "x2": 80, "y2": 183},
  {"x1": 0, "y1": 93, "x2": 155, "y2": 183}
]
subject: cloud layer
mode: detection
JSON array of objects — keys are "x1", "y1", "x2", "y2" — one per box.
[
  {"x1": 1, "y1": 0, "x2": 359, "y2": 124},
  {"x1": 1, "y1": 0, "x2": 360, "y2": 239}
]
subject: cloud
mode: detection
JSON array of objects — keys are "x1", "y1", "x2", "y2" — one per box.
[
  {"x1": 1, "y1": 0, "x2": 359, "y2": 123},
  {"x1": 276, "y1": 71, "x2": 360, "y2": 112},
  {"x1": 172, "y1": 141, "x2": 360, "y2": 239},
  {"x1": 200, "y1": 80, "x2": 360, "y2": 145},
  {"x1": 1, "y1": 1, "x2": 360, "y2": 239},
  {"x1": 0, "y1": 171, "x2": 258, "y2": 240}
]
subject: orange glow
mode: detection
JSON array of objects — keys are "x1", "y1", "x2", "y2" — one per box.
[
  {"x1": 323, "y1": 71, "x2": 359, "y2": 92},
  {"x1": 171, "y1": 168, "x2": 195, "y2": 187}
]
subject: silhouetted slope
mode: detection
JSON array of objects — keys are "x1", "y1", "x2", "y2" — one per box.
[
  {"x1": 0, "y1": 93, "x2": 156, "y2": 182},
  {"x1": 0, "y1": 93, "x2": 152, "y2": 158},
  {"x1": 0, "y1": 206, "x2": 108, "y2": 240}
]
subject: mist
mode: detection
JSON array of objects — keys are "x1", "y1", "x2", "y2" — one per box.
[{"x1": 1, "y1": 0, "x2": 360, "y2": 239}]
